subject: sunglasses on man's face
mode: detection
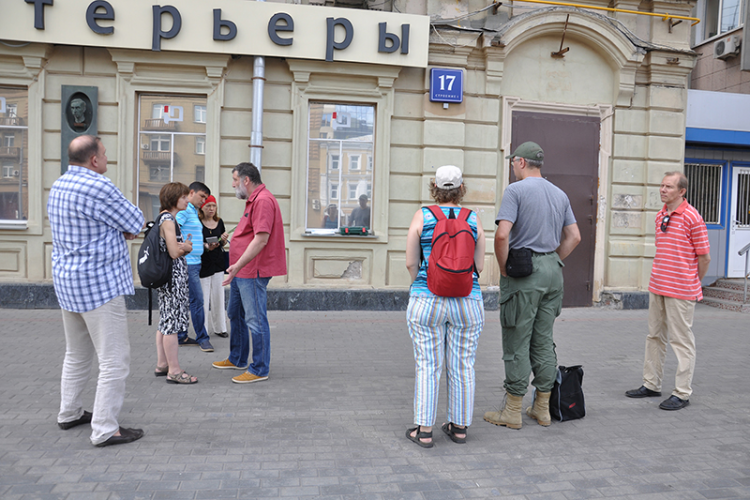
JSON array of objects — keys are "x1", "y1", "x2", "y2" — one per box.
[{"x1": 660, "y1": 215, "x2": 670, "y2": 232}]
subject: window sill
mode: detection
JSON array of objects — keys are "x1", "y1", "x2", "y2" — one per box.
[
  {"x1": 302, "y1": 231, "x2": 378, "y2": 240},
  {"x1": 0, "y1": 220, "x2": 28, "y2": 230}
]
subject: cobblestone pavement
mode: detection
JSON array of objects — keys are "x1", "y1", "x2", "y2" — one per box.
[{"x1": 0, "y1": 304, "x2": 749, "y2": 500}]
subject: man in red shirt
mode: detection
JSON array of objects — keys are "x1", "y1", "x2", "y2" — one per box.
[
  {"x1": 212, "y1": 162, "x2": 287, "y2": 384},
  {"x1": 626, "y1": 172, "x2": 710, "y2": 410}
]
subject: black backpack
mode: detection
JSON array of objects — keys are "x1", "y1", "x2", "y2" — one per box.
[{"x1": 137, "y1": 212, "x2": 173, "y2": 324}]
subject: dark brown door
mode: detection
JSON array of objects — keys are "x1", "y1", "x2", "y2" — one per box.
[{"x1": 510, "y1": 111, "x2": 600, "y2": 307}]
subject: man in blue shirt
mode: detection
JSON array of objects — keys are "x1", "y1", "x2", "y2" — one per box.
[
  {"x1": 49, "y1": 135, "x2": 145, "y2": 447},
  {"x1": 175, "y1": 181, "x2": 214, "y2": 352}
]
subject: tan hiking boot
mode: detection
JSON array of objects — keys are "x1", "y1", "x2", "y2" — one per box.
[
  {"x1": 526, "y1": 391, "x2": 551, "y2": 426},
  {"x1": 484, "y1": 393, "x2": 523, "y2": 429}
]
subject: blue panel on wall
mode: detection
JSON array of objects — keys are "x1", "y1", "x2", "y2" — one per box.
[{"x1": 686, "y1": 127, "x2": 750, "y2": 146}]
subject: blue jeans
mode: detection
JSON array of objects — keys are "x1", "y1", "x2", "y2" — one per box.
[
  {"x1": 179, "y1": 264, "x2": 209, "y2": 343},
  {"x1": 227, "y1": 277, "x2": 271, "y2": 376}
]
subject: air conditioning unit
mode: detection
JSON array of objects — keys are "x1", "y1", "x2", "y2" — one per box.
[
  {"x1": 714, "y1": 35, "x2": 741, "y2": 59},
  {"x1": 13, "y1": 170, "x2": 19, "y2": 177},
  {"x1": 141, "y1": 143, "x2": 150, "y2": 150}
]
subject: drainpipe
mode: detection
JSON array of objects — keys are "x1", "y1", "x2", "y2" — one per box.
[{"x1": 250, "y1": 1, "x2": 266, "y2": 173}]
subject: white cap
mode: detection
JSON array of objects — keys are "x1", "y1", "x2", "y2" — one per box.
[{"x1": 435, "y1": 165, "x2": 463, "y2": 189}]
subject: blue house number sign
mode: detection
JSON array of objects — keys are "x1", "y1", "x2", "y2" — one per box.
[{"x1": 430, "y1": 68, "x2": 463, "y2": 103}]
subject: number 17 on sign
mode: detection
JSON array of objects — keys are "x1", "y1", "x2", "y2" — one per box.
[{"x1": 429, "y1": 68, "x2": 463, "y2": 103}]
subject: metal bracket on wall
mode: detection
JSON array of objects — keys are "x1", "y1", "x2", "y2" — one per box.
[
  {"x1": 666, "y1": 17, "x2": 683, "y2": 33},
  {"x1": 551, "y1": 14, "x2": 570, "y2": 58}
]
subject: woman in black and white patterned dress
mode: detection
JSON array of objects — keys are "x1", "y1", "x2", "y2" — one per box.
[{"x1": 154, "y1": 182, "x2": 198, "y2": 384}]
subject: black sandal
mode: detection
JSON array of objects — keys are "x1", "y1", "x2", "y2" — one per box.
[
  {"x1": 442, "y1": 422, "x2": 467, "y2": 444},
  {"x1": 406, "y1": 426, "x2": 434, "y2": 448}
]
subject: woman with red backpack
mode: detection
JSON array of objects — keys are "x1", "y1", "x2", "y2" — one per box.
[{"x1": 404, "y1": 165, "x2": 486, "y2": 448}]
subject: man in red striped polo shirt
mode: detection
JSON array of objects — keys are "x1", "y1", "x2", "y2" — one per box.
[{"x1": 625, "y1": 172, "x2": 711, "y2": 410}]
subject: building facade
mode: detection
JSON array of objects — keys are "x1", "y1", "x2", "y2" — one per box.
[
  {"x1": 685, "y1": 0, "x2": 750, "y2": 284},
  {"x1": 0, "y1": 0, "x2": 700, "y2": 307}
]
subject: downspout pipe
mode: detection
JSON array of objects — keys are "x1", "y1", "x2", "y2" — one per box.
[
  {"x1": 250, "y1": 1, "x2": 266, "y2": 173},
  {"x1": 250, "y1": 56, "x2": 265, "y2": 173}
]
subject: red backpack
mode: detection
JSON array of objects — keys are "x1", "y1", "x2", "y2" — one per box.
[{"x1": 425, "y1": 205, "x2": 476, "y2": 297}]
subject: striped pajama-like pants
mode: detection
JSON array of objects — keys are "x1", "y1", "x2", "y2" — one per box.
[{"x1": 407, "y1": 295, "x2": 484, "y2": 427}]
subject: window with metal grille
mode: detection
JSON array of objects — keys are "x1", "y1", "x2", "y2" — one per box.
[
  {"x1": 685, "y1": 163, "x2": 722, "y2": 225},
  {"x1": 735, "y1": 170, "x2": 750, "y2": 227}
]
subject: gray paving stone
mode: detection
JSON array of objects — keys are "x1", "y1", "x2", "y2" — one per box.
[
  {"x1": 151, "y1": 491, "x2": 197, "y2": 500},
  {"x1": 49, "y1": 482, "x2": 98, "y2": 494},
  {"x1": 7, "y1": 484, "x2": 55, "y2": 495},
  {"x1": 108, "y1": 492, "x2": 154, "y2": 500},
  {"x1": 1, "y1": 307, "x2": 750, "y2": 500},
  {"x1": 195, "y1": 489, "x2": 238, "y2": 499}
]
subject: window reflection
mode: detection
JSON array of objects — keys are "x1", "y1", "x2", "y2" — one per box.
[
  {"x1": 137, "y1": 95, "x2": 207, "y2": 221},
  {"x1": 0, "y1": 87, "x2": 28, "y2": 221},
  {"x1": 306, "y1": 103, "x2": 374, "y2": 232},
  {"x1": 702, "y1": 0, "x2": 742, "y2": 40}
]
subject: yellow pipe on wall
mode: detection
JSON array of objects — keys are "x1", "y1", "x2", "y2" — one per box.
[{"x1": 509, "y1": 0, "x2": 701, "y2": 26}]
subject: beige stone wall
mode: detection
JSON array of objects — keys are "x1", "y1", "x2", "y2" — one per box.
[
  {"x1": 0, "y1": 0, "x2": 699, "y2": 301},
  {"x1": 691, "y1": 28, "x2": 750, "y2": 92}
]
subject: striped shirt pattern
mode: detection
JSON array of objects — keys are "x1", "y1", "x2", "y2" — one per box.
[
  {"x1": 176, "y1": 203, "x2": 204, "y2": 265},
  {"x1": 48, "y1": 165, "x2": 144, "y2": 313},
  {"x1": 649, "y1": 200, "x2": 710, "y2": 301},
  {"x1": 407, "y1": 295, "x2": 484, "y2": 427},
  {"x1": 410, "y1": 206, "x2": 482, "y2": 301}
]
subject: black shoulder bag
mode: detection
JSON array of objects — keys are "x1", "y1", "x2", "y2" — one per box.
[{"x1": 506, "y1": 248, "x2": 533, "y2": 278}]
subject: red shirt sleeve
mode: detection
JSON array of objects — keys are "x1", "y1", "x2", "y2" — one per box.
[
  {"x1": 691, "y1": 217, "x2": 710, "y2": 256},
  {"x1": 251, "y1": 197, "x2": 275, "y2": 235}
]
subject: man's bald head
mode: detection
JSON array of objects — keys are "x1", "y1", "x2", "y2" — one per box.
[{"x1": 68, "y1": 135, "x2": 106, "y2": 174}]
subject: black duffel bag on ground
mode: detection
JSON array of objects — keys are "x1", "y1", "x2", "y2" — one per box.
[{"x1": 550, "y1": 365, "x2": 586, "y2": 421}]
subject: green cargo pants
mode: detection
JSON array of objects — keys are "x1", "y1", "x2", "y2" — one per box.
[{"x1": 499, "y1": 252, "x2": 564, "y2": 396}]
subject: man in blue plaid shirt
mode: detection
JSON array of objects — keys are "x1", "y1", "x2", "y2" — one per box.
[{"x1": 48, "y1": 135, "x2": 145, "y2": 447}]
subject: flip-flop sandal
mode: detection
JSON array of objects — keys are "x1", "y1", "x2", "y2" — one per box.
[
  {"x1": 166, "y1": 371, "x2": 198, "y2": 384},
  {"x1": 441, "y1": 422, "x2": 467, "y2": 444},
  {"x1": 154, "y1": 366, "x2": 168, "y2": 377},
  {"x1": 405, "y1": 426, "x2": 434, "y2": 448}
]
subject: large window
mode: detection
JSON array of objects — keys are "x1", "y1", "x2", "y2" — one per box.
[
  {"x1": 306, "y1": 103, "x2": 374, "y2": 233},
  {"x1": 137, "y1": 94, "x2": 207, "y2": 221},
  {"x1": 685, "y1": 162, "x2": 723, "y2": 225},
  {"x1": 698, "y1": 0, "x2": 743, "y2": 42},
  {"x1": 0, "y1": 87, "x2": 28, "y2": 221}
]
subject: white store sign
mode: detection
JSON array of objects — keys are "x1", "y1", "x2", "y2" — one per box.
[{"x1": 4, "y1": 0, "x2": 429, "y2": 67}]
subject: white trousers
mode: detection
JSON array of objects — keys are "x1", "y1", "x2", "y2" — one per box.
[
  {"x1": 200, "y1": 272, "x2": 227, "y2": 334},
  {"x1": 59, "y1": 295, "x2": 131, "y2": 445},
  {"x1": 643, "y1": 292, "x2": 697, "y2": 400}
]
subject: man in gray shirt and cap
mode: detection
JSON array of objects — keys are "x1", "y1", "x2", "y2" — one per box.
[{"x1": 484, "y1": 141, "x2": 581, "y2": 430}]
